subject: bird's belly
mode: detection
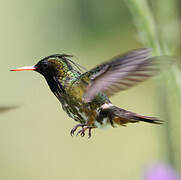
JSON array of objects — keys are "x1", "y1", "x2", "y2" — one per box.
[
  {"x1": 62, "y1": 102, "x2": 94, "y2": 124},
  {"x1": 61, "y1": 100, "x2": 112, "y2": 127},
  {"x1": 94, "y1": 117, "x2": 112, "y2": 129}
]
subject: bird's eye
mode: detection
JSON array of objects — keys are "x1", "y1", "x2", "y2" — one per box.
[{"x1": 42, "y1": 62, "x2": 48, "y2": 69}]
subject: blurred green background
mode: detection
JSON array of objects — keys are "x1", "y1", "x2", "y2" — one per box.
[{"x1": 0, "y1": 0, "x2": 180, "y2": 180}]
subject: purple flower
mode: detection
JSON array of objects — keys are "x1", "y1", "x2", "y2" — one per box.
[{"x1": 144, "y1": 164, "x2": 181, "y2": 180}]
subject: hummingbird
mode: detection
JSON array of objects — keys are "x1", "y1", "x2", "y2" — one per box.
[{"x1": 11, "y1": 48, "x2": 168, "y2": 138}]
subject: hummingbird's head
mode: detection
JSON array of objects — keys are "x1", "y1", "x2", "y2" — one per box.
[
  {"x1": 11, "y1": 54, "x2": 74, "y2": 79},
  {"x1": 34, "y1": 54, "x2": 74, "y2": 78},
  {"x1": 11, "y1": 54, "x2": 84, "y2": 97}
]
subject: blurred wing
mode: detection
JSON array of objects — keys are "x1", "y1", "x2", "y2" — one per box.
[{"x1": 81, "y1": 48, "x2": 171, "y2": 102}]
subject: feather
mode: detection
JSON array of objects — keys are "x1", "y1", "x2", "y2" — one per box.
[{"x1": 82, "y1": 48, "x2": 171, "y2": 102}]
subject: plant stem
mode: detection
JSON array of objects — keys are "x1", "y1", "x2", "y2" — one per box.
[{"x1": 124, "y1": 0, "x2": 181, "y2": 170}]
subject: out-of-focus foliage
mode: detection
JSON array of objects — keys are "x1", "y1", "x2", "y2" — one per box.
[
  {"x1": 125, "y1": 0, "x2": 181, "y2": 173},
  {"x1": 0, "y1": 106, "x2": 19, "y2": 114},
  {"x1": 0, "y1": 0, "x2": 180, "y2": 180}
]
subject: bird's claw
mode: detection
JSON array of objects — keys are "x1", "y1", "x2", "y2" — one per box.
[
  {"x1": 70, "y1": 124, "x2": 84, "y2": 136},
  {"x1": 70, "y1": 124, "x2": 93, "y2": 138},
  {"x1": 76, "y1": 129, "x2": 85, "y2": 137},
  {"x1": 88, "y1": 128, "x2": 92, "y2": 138}
]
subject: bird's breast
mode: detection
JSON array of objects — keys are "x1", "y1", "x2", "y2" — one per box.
[{"x1": 61, "y1": 97, "x2": 101, "y2": 125}]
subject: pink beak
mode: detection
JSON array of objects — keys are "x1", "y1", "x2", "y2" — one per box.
[{"x1": 10, "y1": 66, "x2": 36, "y2": 71}]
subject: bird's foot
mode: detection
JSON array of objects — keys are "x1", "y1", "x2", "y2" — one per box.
[
  {"x1": 70, "y1": 124, "x2": 93, "y2": 138},
  {"x1": 70, "y1": 124, "x2": 85, "y2": 136},
  {"x1": 76, "y1": 126, "x2": 93, "y2": 138}
]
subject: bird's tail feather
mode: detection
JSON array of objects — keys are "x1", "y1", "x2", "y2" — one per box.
[
  {"x1": 109, "y1": 106, "x2": 162, "y2": 126},
  {"x1": 130, "y1": 114, "x2": 162, "y2": 124}
]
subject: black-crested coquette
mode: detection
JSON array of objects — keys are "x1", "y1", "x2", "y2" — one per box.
[{"x1": 11, "y1": 48, "x2": 170, "y2": 138}]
